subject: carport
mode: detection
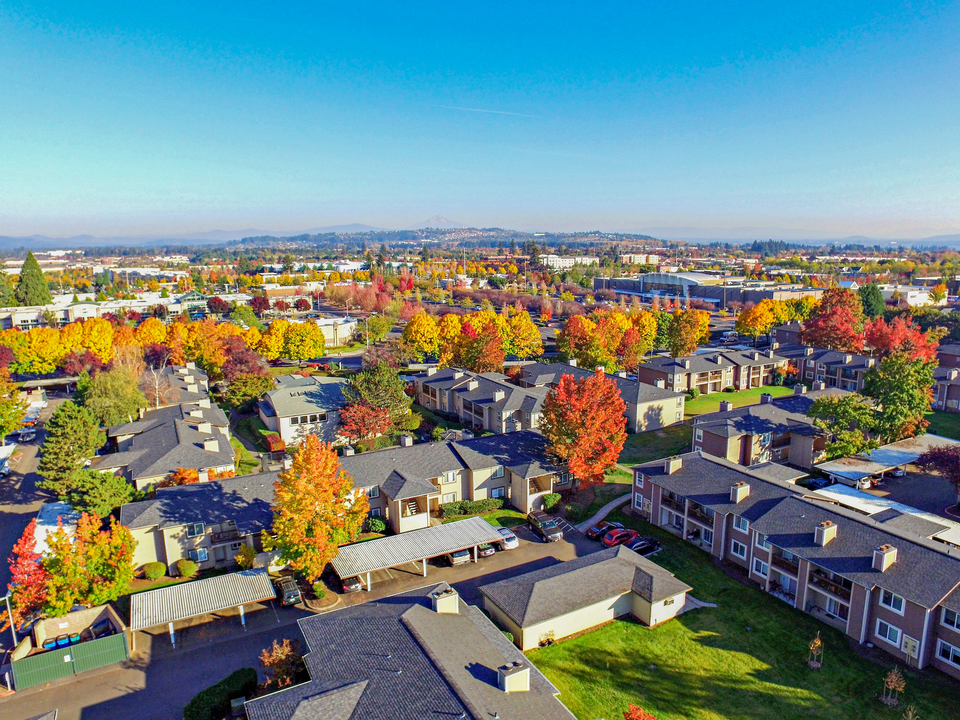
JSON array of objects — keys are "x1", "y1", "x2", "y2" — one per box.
[
  {"x1": 816, "y1": 433, "x2": 960, "y2": 485},
  {"x1": 331, "y1": 516, "x2": 504, "y2": 591},
  {"x1": 129, "y1": 568, "x2": 276, "y2": 650}
]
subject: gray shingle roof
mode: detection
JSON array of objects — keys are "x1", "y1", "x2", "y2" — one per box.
[
  {"x1": 263, "y1": 376, "x2": 346, "y2": 418},
  {"x1": 244, "y1": 583, "x2": 576, "y2": 720},
  {"x1": 776, "y1": 344, "x2": 879, "y2": 372},
  {"x1": 480, "y1": 546, "x2": 690, "y2": 627},
  {"x1": 340, "y1": 442, "x2": 466, "y2": 493},
  {"x1": 107, "y1": 401, "x2": 228, "y2": 439},
  {"x1": 692, "y1": 388, "x2": 847, "y2": 439},
  {"x1": 417, "y1": 367, "x2": 548, "y2": 415},
  {"x1": 519, "y1": 361, "x2": 683, "y2": 404},
  {"x1": 453, "y1": 431, "x2": 560, "y2": 479}
]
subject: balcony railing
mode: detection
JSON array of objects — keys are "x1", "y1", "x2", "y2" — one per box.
[
  {"x1": 661, "y1": 496, "x2": 685, "y2": 513},
  {"x1": 211, "y1": 529, "x2": 242, "y2": 545},
  {"x1": 687, "y1": 508, "x2": 715, "y2": 527},
  {"x1": 770, "y1": 554, "x2": 799, "y2": 576},
  {"x1": 808, "y1": 570, "x2": 852, "y2": 602}
]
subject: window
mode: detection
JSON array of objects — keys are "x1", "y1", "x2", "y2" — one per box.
[
  {"x1": 492, "y1": 465, "x2": 504, "y2": 478},
  {"x1": 365, "y1": 486, "x2": 380, "y2": 499},
  {"x1": 731, "y1": 540, "x2": 747, "y2": 559},
  {"x1": 943, "y1": 608, "x2": 960, "y2": 631},
  {"x1": 442, "y1": 492, "x2": 457, "y2": 504},
  {"x1": 876, "y1": 619, "x2": 901, "y2": 648},
  {"x1": 634, "y1": 472, "x2": 644, "y2": 488},
  {"x1": 753, "y1": 559, "x2": 769, "y2": 578},
  {"x1": 299, "y1": 415, "x2": 309, "y2": 424},
  {"x1": 555, "y1": 472, "x2": 570, "y2": 486},
  {"x1": 230, "y1": 542, "x2": 243, "y2": 551},
  {"x1": 634, "y1": 495, "x2": 644, "y2": 510},
  {"x1": 702, "y1": 529, "x2": 714, "y2": 545},
  {"x1": 756, "y1": 533, "x2": 770, "y2": 550},
  {"x1": 664, "y1": 598, "x2": 675, "y2": 606},
  {"x1": 676, "y1": 412, "x2": 682, "y2": 421},
  {"x1": 937, "y1": 640, "x2": 960, "y2": 669},
  {"x1": 676, "y1": 397, "x2": 683, "y2": 407},
  {"x1": 289, "y1": 416, "x2": 300, "y2": 425},
  {"x1": 369, "y1": 508, "x2": 382, "y2": 517},
  {"x1": 733, "y1": 515, "x2": 749, "y2": 533},
  {"x1": 695, "y1": 428, "x2": 703, "y2": 442},
  {"x1": 491, "y1": 487, "x2": 505, "y2": 499},
  {"x1": 309, "y1": 414, "x2": 319, "y2": 422},
  {"x1": 186, "y1": 523, "x2": 205, "y2": 538},
  {"x1": 441, "y1": 471, "x2": 457, "y2": 484},
  {"x1": 188, "y1": 548, "x2": 209, "y2": 563},
  {"x1": 879, "y1": 589, "x2": 905, "y2": 615}
]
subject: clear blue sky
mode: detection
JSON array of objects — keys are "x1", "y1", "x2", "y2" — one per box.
[{"x1": 2, "y1": 1, "x2": 959, "y2": 239}]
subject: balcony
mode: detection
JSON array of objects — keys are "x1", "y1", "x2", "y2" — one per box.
[
  {"x1": 808, "y1": 570, "x2": 852, "y2": 602},
  {"x1": 661, "y1": 495, "x2": 685, "y2": 513},
  {"x1": 687, "y1": 506, "x2": 715, "y2": 528},
  {"x1": 770, "y1": 553, "x2": 799, "y2": 577},
  {"x1": 211, "y1": 528, "x2": 242, "y2": 545}
]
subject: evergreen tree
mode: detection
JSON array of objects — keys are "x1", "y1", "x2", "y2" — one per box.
[
  {"x1": 342, "y1": 362, "x2": 414, "y2": 430},
  {"x1": 858, "y1": 282, "x2": 886, "y2": 319},
  {"x1": 15, "y1": 252, "x2": 53, "y2": 306},
  {"x1": 66, "y1": 469, "x2": 138, "y2": 516},
  {"x1": 38, "y1": 402, "x2": 107, "y2": 496}
]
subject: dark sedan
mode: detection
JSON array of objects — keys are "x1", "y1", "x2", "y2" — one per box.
[
  {"x1": 585, "y1": 520, "x2": 623, "y2": 540},
  {"x1": 625, "y1": 536, "x2": 662, "y2": 556}
]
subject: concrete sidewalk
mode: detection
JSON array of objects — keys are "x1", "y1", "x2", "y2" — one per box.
[{"x1": 576, "y1": 493, "x2": 631, "y2": 533}]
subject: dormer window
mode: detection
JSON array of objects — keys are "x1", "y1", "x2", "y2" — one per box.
[{"x1": 492, "y1": 465, "x2": 504, "y2": 478}]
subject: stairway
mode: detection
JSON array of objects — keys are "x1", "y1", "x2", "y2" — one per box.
[{"x1": 405, "y1": 499, "x2": 420, "y2": 516}]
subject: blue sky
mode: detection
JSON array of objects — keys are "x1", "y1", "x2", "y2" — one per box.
[{"x1": 1, "y1": 1, "x2": 959, "y2": 239}]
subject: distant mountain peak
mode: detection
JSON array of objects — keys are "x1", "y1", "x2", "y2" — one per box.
[{"x1": 411, "y1": 215, "x2": 463, "y2": 230}]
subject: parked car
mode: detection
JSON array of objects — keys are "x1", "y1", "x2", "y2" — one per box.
[
  {"x1": 602, "y1": 528, "x2": 640, "y2": 548},
  {"x1": 0, "y1": 461, "x2": 10, "y2": 477},
  {"x1": 496, "y1": 526, "x2": 519, "y2": 550},
  {"x1": 340, "y1": 576, "x2": 363, "y2": 593},
  {"x1": 625, "y1": 536, "x2": 662, "y2": 556},
  {"x1": 527, "y1": 511, "x2": 563, "y2": 543},
  {"x1": 806, "y1": 477, "x2": 831, "y2": 490},
  {"x1": 446, "y1": 549, "x2": 471, "y2": 566},
  {"x1": 274, "y1": 577, "x2": 302, "y2": 606},
  {"x1": 585, "y1": 520, "x2": 623, "y2": 540},
  {"x1": 477, "y1": 543, "x2": 496, "y2": 558},
  {"x1": 890, "y1": 467, "x2": 907, "y2": 478},
  {"x1": 18, "y1": 429, "x2": 36, "y2": 442}
]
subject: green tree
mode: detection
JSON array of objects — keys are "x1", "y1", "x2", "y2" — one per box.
[
  {"x1": 38, "y1": 402, "x2": 107, "y2": 496},
  {"x1": 230, "y1": 303, "x2": 265, "y2": 332},
  {"x1": 225, "y1": 373, "x2": 274, "y2": 409},
  {"x1": 858, "y1": 282, "x2": 886, "y2": 319},
  {"x1": 66, "y1": 469, "x2": 139, "y2": 516},
  {"x1": 76, "y1": 367, "x2": 148, "y2": 427},
  {"x1": 807, "y1": 394, "x2": 880, "y2": 459},
  {"x1": 342, "y1": 362, "x2": 413, "y2": 430},
  {"x1": 0, "y1": 274, "x2": 17, "y2": 307},
  {"x1": 863, "y1": 354, "x2": 935, "y2": 442},
  {"x1": 0, "y1": 370, "x2": 27, "y2": 443},
  {"x1": 360, "y1": 315, "x2": 393, "y2": 344},
  {"x1": 15, "y1": 252, "x2": 53, "y2": 306}
]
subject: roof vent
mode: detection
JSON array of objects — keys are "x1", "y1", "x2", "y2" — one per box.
[
  {"x1": 811, "y1": 380, "x2": 826, "y2": 391},
  {"x1": 399, "y1": 434, "x2": 413, "y2": 447},
  {"x1": 426, "y1": 367, "x2": 438, "y2": 377},
  {"x1": 683, "y1": 359, "x2": 691, "y2": 369},
  {"x1": 794, "y1": 384, "x2": 807, "y2": 395},
  {"x1": 814, "y1": 520, "x2": 837, "y2": 546},
  {"x1": 497, "y1": 661, "x2": 530, "y2": 693},
  {"x1": 719, "y1": 400, "x2": 734, "y2": 412},
  {"x1": 730, "y1": 481, "x2": 750, "y2": 503},
  {"x1": 566, "y1": 358, "x2": 578, "y2": 368},
  {"x1": 467, "y1": 380, "x2": 479, "y2": 391},
  {"x1": 873, "y1": 544, "x2": 897, "y2": 572},
  {"x1": 760, "y1": 393, "x2": 773, "y2": 404},
  {"x1": 431, "y1": 587, "x2": 460, "y2": 615},
  {"x1": 203, "y1": 438, "x2": 219, "y2": 453},
  {"x1": 342, "y1": 446, "x2": 355, "y2": 456},
  {"x1": 493, "y1": 390, "x2": 506, "y2": 401},
  {"x1": 664, "y1": 457, "x2": 683, "y2": 475}
]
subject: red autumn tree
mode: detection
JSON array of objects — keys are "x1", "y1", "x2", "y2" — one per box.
[
  {"x1": 800, "y1": 288, "x2": 865, "y2": 351},
  {"x1": 864, "y1": 316, "x2": 942, "y2": 362},
  {"x1": 294, "y1": 298, "x2": 311, "y2": 312},
  {"x1": 259, "y1": 638, "x2": 306, "y2": 694},
  {"x1": 340, "y1": 403, "x2": 392, "y2": 441},
  {"x1": 250, "y1": 295, "x2": 271, "y2": 316},
  {"x1": 4, "y1": 519, "x2": 49, "y2": 630},
  {"x1": 222, "y1": 335, "x2": 269, "y2": 381},
  {"x1": 461, "y1": 321, "x2": 505, "y2": 373},
  {"x1": 617, "y1": 328, "x2": 646, "y2": 374},
  {"x1": 540, "y1": 369, "x2": 627, "y2": 486},
  {"x1": 161, "y1": 467, "x2": 200, "y2": 487},
  {"x1": 274, "y1": 299, "x2": 290, "y2": 312},
  {"x1": 916, "y1": 445, "x2": 960, "y2": 511},
  {"x1": 624, "y1": 704, "x2": 658, "y2": 720},
  {"x1": 206, "y1": 296, "x2": 230, "y2": 315}
]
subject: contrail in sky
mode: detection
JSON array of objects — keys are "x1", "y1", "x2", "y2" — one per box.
[{"x1": 437, "y1": 105, "x2": 541, "y2": 119}]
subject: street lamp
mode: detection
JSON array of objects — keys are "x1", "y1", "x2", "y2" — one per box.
[{"x1": 3, "y1": 591, "x2": 17, "y2": 647}]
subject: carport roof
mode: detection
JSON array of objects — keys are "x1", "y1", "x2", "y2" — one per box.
[
  {"x1": 330, "y1": 516, "x2": 503, "y2": 579},
  {"x1": 129, "y1": 568, "x2": 275, "y2": 631}
]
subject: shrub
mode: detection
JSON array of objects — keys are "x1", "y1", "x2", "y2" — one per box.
[
  {"x1": 235, "y1": 544, "x2": 256, "y2": 570},
  {"x1": 183, "y1": 667, "x2": 258, "y2": 720},
  {"x1": 439, "y1": 501, "x2": 464, "y2": 518},
  {"x1": 439, "y1": 498, "x2": 504, "y2": 518},
  {"x1": 564, "y1": 501, "x2": 585, "y2": 522},
  {"x1": 541, "y1": 493, "x2": 562, "y2": 512},
  {"x1": 364, "y1": 517, "x2": 387, "y2": 534},
  {"x1": 687, "y1": 388, "x2": 701, "y2": 400},
  {"x1": 264, "y1": 433, "x2": 285, "y2": 452},
  {"x1": 143, "y1": 562, "x2": 166, "y2": 581},
  {"x1": 176, "y1": 558, "x2": 198, "y2": 578},
  {"x1": 502, "y1": 630, "x2": 514, "y2": 643},
  {"x1": 724, "y1": 385, "x2": 736, "y2": 392},
  {"x1": 312, "y1": 582, "x2": 326, "y2": 600}
]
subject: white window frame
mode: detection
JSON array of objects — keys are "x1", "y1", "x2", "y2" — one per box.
[
  {"x1": 753, "y1": 559, "x2": 769, "y2": 578},
  {"x1": 942, "y1": 608, "x2": 960, "y2": 631},
  {"x1": 731, "y1": 540, "x2": 747, "y2": 559},
  {"x1": 442, "y1": 492, "x2": 457, "y2": 504},
  {"x1": 369, "y1": 507, "x2": 382, "y2": 517},
  {"x1": 492, "y1": 465, "x2": 504, "y2": 478},
  {"x1": 555, "y1": 472, "x2": 570, "y2": 486},
  {"x1": 365, "y1": 485, "x2": 380, "y2": 499},
  {"x1": 186, "y1": 522, "x2": 205, "y2": 538},
  {"x1": 634, "y1": 472, "x2": 644, "y2": 488},
  {"x1": 755, "y1": 533, "x2": 770, "y2": 550},
  {"x1": 702, "y1": 528, "x2": 714, "y2": 546},
  {"x1": 879, "y1": 589, "x2": 905, "y2": 615},
  {"x1": 695, "y1": 428, "x2": 703, "y2": 442},
  {"x1": 491, "y1": 486, "x2": 505, "y2": 499},
  {"x1": 937, "y1": 639, "x2": 960, "y2": 669},
  {"x1": 441, "y1": 471, "x2": 457, "y2": 484},
  {"x1": 189, "y1": 547, "x2": 209, "y2": 563},
  {"x1": 634, "y1": 494, "x2": 643, "y2": 510},
  {"x1": 733, "y1": 515, "x2": 749, "y2": 533},
  {"x1": 875, "y1": 619, "x2": 902, "y2": 648}
]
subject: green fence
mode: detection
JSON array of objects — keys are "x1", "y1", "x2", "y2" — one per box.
[{"x1": 12, "y1": 633, "x2": 128, "y2": 690}]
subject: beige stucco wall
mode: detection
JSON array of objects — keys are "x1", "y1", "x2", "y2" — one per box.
[
  {"x1": 130, "y1": 526, "x2": 166, "y2": 569},
  {"x1": 470, "y1": 466, "x2": 509, "y2": 502},
  {"x1": 494, "y1": 592, "x2": 635, "y2": 651},
  {"x1": 631, "y1": 591, "x2": 686, "y2": 627}
]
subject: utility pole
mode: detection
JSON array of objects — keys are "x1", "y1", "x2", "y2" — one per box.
[{"x1": 4, "y1": 592, "x2": 17, "y2": 647}]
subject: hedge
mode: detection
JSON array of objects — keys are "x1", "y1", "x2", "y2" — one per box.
[
  {"x1": 564, "y1": 501, "x2": 586, "y2": 522},
  {"x1": 439, "y1": 498, "x2": 504, "y2": 518},
  {"x1": 176, "y1": 559, "x2": 198, "y2": 578},
  {"x1": 364, "y1": 517, "x2": 387, "y2": 534},
  {"x1": 143, "y1": 562, "x2": 166, "y2": 581},
  {"x1": 183, "y1": 667, "x2": 257, "y2": 720},
  {"x1": 541, "y1": 493, "x2": 561, "y2": 511}
]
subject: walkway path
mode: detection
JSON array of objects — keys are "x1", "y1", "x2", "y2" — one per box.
[{"x1": 575, "y1": 492, "x2": 631, "y2": 533}]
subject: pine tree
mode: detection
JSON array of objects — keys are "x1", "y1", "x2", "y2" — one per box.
[
  {"x1": 38, "y1": 402, "x2": 106, "y2": 497},
  {"x1": 66, "y1": 469, "x2": 138, "y2": 516},
  {"x1": 15, "y1": 251, "x2": 53, "y2": 306},
  {"x1": 858, "y1": 282, "x2": 886, "y2": 319}
]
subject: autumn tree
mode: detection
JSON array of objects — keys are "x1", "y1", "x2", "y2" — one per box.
[
  {"x1": 3, "y1": 519, "x2": 49, "y2": 631},
  {"x1": 666, "y1": 309, "x2": 702, "y2": 357},
  {"x1": 808, "y1": 394, "x2": 879, "y2": 460},
  {"x1": 283, "y1": 321, "x2": 326, "y2": 360},
  {"x1": 231, "y1": 303, "x2": 265, "y2": 332},
  {"x1": 160, "y1": 467, "x2": 200, "y2": 487},
  {"x1": 206, "y1": 296, "x2": 230, "y2": 315},
  {"x1": 863, "y1": 354, "x2": 935, "y2": 442},
  {"x1": 929, "y1": 283, "x2": 948, "y2": 304},
  {"x1": 343, "y1": 362, "x2": 414, "y2": 431},
  {"x1": 340, "y1": 403, "x2": 392, "y2": 441},
  {"x1": 37, "y1": 401, "x2": 106, "y2": 496},
  {"x1": 402, "y1": 311, "x2": 439, "y2": 360},
  {"x1": 508, "y1": 311, "x2": 543, "y2": 358},
  {"x1": 736, "y1": 302, "x2": 776, "y2": 345},
  {"x1": 800, "y1": 288, "x2": 865, "y2": 351},
  {"x1": 461, "y1": 320, "x2": 506, "y2": 373},
  {"x1": 623, "y1": 705, "x2": 658, "y2": 720},
  {"x1": 77, "y1": 365, "x2": 148, "y2": 427},
  {"x1": 259, "y1": 638, "x2": 307, "y2": 694},
  {"x1": 269, "y1": 436, "x2": 369, "y2": 578},
  {"x1": 15, "y1": 251, "x2": 53, "y2": 306},
  {"x1": 864, "y1": 316, "x2": 943, "y2": 362},
  {"x1": 250, "y1": 294, "x2": 271, "y2": 316},
  {"x1": 916, "y1": 445, "x2": 960, "y2": 512},
  {"x1": 225, "y1": 373, "x2": 274, "y2": 410},
  {"x1": 0, "y1": 369, "x2": 27, "y2": 443},
  {"x1": 539, "y1": 369, "x2": 627, "y2": 486}
]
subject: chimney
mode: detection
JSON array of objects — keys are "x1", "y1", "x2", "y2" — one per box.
[
  {"x1": 760, "y1": 393, "x2": 773, "y2": 404},
  {"x1": 198, "y1": 398, "x2": 211, "y2": 408},
  {"x1": 431, "y1": 587, "x2": 460, "y2": 614},
  {"x1": 187, "y1": 384, "x2": 199, "y2": 394},
  {"x1": 804, "y1": 347, "x2": 814, "y2": 356},
  {"x1": 498, "y1": 661, "x2": 530, "y2": 693},
  {"x1": 195, "y1": 421, "x2": 211, "y2": 434},
  {"x1": 873, "y1": 544, "x2": 898, "y2": 572},
  {"x1": 767, "y1": 350, "x2": 775, "y2": 359},
  {"x1": 460, "y1": 429, "x2": 474, "y2": 440},
  {"x1": 186, "y1": 361, "x2": 196, "y2": 369},
  {"x1": 844, "y1": 354, "x2": 853, "y2": 364},
  {"x1": 189, "y1": 409, "x2": 204, "y2": 419},
  {"x1": 730, "y1": 481, "x2": 750, "y2": 503},
  {"x1": 664, "y1": 457, "x2": 683, "y2": 474},
  {"x1": 814, "y1": 520, "x2": 837, "y2": 546},
  {"x1": 399, "y1": 434, "x2": 413, "y2": 447},
  {"x1": 342, "y1": 445, "x2": 355, "y2": 456},
  {"x1": 567, "y1": 358, "x2": 578, "y2": 368},
  {"x1": 617, "y1": 371, "x2": 628, "y2": 378},
  {"x1": 794, "y1": 384, "x2": 807, "y2": 395},
  {"x1": 184, "y1": 375, "x2": 195, "y2": 384},
  {"x1": 719, "y1": 400, "x2": 734, "y2": 412},
  {"x1": 654, "y1": 379, "x2": 666, "y2": 389},
  {"x1": 867, "y1": 358, "x2": 876, "y2": 368},
  {"x1": 177, "y1": 367, "x2": 188, "y2": 375},
  {"x1": 752, "y1": 352, "x2": 761, "y2": 361},
  {"x1": 426, "y1": 367, "x2": 438, "y2": 376},
  {"x1": 467, "y1": 380, "x2": 479, "y2": 391},
  {"x1": 453, "y1": 371, "x2": 464, "y2": 379},
  {"x1": 494, "y1": 390, "x2": 506, "y2": 401},
  {"x1": 683, "y1": 359, "x2": 691, "y2": 369},
  {"x1": 812, "y1": 381, "x2": 826, "y2": 391},
  {"x1": 203, "y1": 438, "x2": 219, "y2": 453},
  {"x1": 951, "y1": 369, "x2": 960, "y2": 380}
]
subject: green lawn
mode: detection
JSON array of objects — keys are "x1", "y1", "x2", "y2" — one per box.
[
  {"x1": 928, "y1": 410, "x2": 960, "y2": 441},
  {"x1": 442, "y1": 508, "x2": 527, "y2": 527},
  {"x1": 230, "y1": 437, "x2": 261, "y2": 475},
  {"x1": 684, "y1": 385, "x2": 795, "y2": 417},
  {"x1": 620, "y1": 425, "x2": 693, "y2": 466},
  {"x1": 528, "y1": 508, "x2": 959, "y2": 720}
]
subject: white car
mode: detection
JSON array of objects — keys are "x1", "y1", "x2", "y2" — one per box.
[
  {"x1": 890, "y1": 467, "x2": 907, "y2": 478},
  {"x1": 0, "y1": 460, "x2": 11, "y2": 477},
  {"x1": 18, "y1": 429, "x2": 36, "y2": 442},
  {"x1": 497, "y1": 526, "x2": 519, "y2": 550}
]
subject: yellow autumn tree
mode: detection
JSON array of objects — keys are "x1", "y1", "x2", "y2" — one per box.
[
  {"x1": 283, "y1": 322, "x2": 325, "y2": 360},
  {"x1": 135, "y1": 317, "x2": 167, "y2": 347},
  {"x1": 244, "y1": 325, "x2": 263, "y2": 350},
  {"x1": 402, "y1": 311, "x2": 439, "y2": 360},
  {"x1": 508, "y1": 311, "x2": 543, "y2": 358},
  {"x1": 436, "y1": 313, "x2": 463, "y2": 366},
  {"x1": 165, "y1": 322, "x2": 190, "y2": 365},
  {"x1": 59, "y1": 322, "x2": 85, "y2": 356},
  {"x1": 185, "y1": 318, "x2": 227, "y2": 377},
  {"x1": 81, "y1": 318, "x2": 115, "y2": 363},
  {"x1": 736, "y1": 302, "x2": 776, "y2": 344},
  {"x1": 26, "y1": 326, "x2": 63, "y2": 374},
  {"x1": 259, "y1": 319, "x2": 290, "y2": 361}
]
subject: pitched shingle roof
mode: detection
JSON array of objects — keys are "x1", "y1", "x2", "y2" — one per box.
[
  {"x1": 453, "y1": 431, "x2": 560, "y2": 478},
  {"x1": 518, "y1": 361, "x2": 683, "y2": 405},
  {"x1": 262, "y1": 375, "x2": 346, "y2": 418},
  {"x1": 107, "y1": 401, "x2": 228, "y2": 439},
  {"x1": 692, "y1": 387, "x2": 847, "y2": 439}
]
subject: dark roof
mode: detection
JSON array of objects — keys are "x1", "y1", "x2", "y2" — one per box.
[
  {"x1": 517, "y1": 362, "x2": 683, "y2": 405},
  {"x1": 480, "y1": 546, "x2": 691, "y2": 627},
  {"x1": 107, "y1": 401, "x2": 228, "y2": 439},
  {"x1": 263, "y1": 376, "x2": 346, "y2": 418},
  {"x1": 775, "y1": 344, "x2": 879, "y2": 372},
  {"x1": 453, "y1": 431, "x2": 560, "y2": 479},
  {"x1": 340, "y1": 442, "x2": 466, "y2": 494},
  {"x1": 244, "y1": 584, "x2": 575, "y2": 720},
  {"x1": 934, "y1": 366, "x2": 960, "y2": 385},
  {"x1": 119, "y1": 472, "x2": 278, "y2": 535},
  {"x1": 416, "y1": 368, "x2": 548, "y2": 416},
  {"x1": 140, "y1": 365, "x2": 210, "y2": 404},
  {"x1": 692, "y1": 388, "x2": 847, "y2": 439},
  {"x1": 937, "y1": 344, "x2": 960, "y2": 357}
]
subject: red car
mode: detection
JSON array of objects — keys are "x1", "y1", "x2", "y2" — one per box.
[{"x1": 602, "y1": 528, "x2": 640, "y2": 548}]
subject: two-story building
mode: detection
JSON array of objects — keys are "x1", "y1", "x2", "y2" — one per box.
[
  {"x1": 257, "y1": 374, "x2": 347, "y2": 446},
  {"x1": 934, "y1": 366, "x2": 960, "y2": 414},
  {"x1": 630, "y1": 451, "x2": 960, "y2": 679},
  {"x1": 776, "y1": 345, "x2": 878, "y2": 392},
  {"x1": 634, "y1": 350, "x2": 787, "y2": 396},
  {"x1": 938, "y1": 344, "x2": 960, "y2": 369}
]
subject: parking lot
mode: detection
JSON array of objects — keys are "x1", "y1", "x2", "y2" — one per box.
[{"x1": 864, "y1": 466, "x2": 959, "y2": 519}]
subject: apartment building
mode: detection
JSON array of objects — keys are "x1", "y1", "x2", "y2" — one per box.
[
  {"x1": 634, "y1": 349, "x2": 787, "y2": 395},
  {"x1": 691, "y1": 385, "x2": 847, "y2": 468},
  {"x1": 141, "y1": 363, "x2": 210, "y2": 407},
  {"x1": 412, "y1": 368, "x2": 548, "y2": 434},
  {"x1": 934, "y1": 366, "x2": 960, "y2": 414},
  {"x1": 630, "y1": 452, "x2": 960, "y2": 678},
  {"x1": 257, "y1": 374, "x2": 347, "y2": 445},
  {"x1": 776, "y1": 345, "x2": 878, "y2": 392},
  {"x1": 516, "y1": 360, "x2": 686, "y2": 432},
  {"x1": 938, "y1": 344, "x2": 960, "y2": 368},
  {"x1": 770, "y1": 322, "x2": 802, "y2": 347}
]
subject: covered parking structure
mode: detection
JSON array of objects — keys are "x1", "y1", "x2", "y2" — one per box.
[
  {"x1": 129, "y1": 568, "x2": 276, "y2": 650},
  {"x1": 331, "y1": 516, "x2": 505, "y2": 591},
  {"x1": 816, "y1": 433, "x2": 959, "y2": 486}
]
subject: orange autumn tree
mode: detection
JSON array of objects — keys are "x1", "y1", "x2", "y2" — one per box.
[
  {"x1": 161, "y1": 467, "x2": 200, "y2": 487},
  {"x1": 269, "y1": 435, "x2": 369, "y2": 579},
  {"x1": 539, "y1": 369, "x2": 627, "y2": 486},
  {"x1": 624, "y1": 704, "x2": 658, "y2": 720}
]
